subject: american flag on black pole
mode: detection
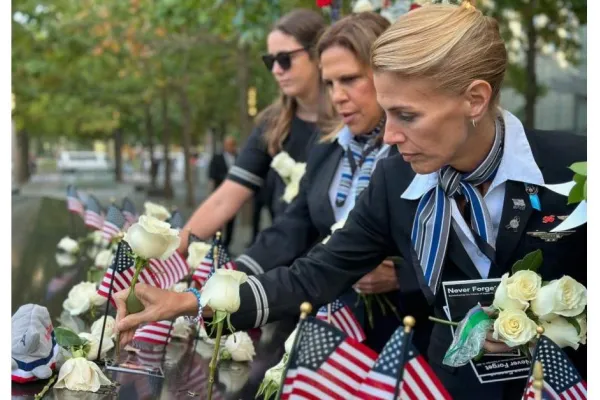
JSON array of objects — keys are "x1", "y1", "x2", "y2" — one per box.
[
  {"x1": 102, "y1": 205, "x2": 126, "y2": 242},
  {"x1": 66, "y1": 184, "x2": 84, "y2": 216},
  {"x1": 96, "y1": 241, "x2": 188, "y2": 303},
  {"x1": 280, "y1": 316, "x2": 377, "y2": 400},
  {"x1": 316, "y1": 299, "x2": 366, "y2": 343},
  {"x1": 122, "y1": 197, "x2": 138, "y2": 226},
  {"x1": 84, "y1": 195, "x2": 104, "y2": 230},
  {"x1": 192, "y1": 239, "x2": 236, "y2": 286},
  {"x1": 357, "y1": 325, "x2": 451, "y2": 400},
  {"x1": 522, "y1": 336, "x2": 587, "y2": 400}
]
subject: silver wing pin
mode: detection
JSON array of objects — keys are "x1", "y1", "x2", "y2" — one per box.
[{"x1": 526, "y1": 230, "x2": 575, "y2": 242}]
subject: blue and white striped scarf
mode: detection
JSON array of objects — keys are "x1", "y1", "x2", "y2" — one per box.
[{"x1": 335, "y1": 119, "x2": 385, "y2": 207}]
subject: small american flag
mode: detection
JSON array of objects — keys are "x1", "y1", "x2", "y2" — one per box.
[
  {"x1": 316, "y1": 299, "x2": 366, "y2": 343},
  {"x1": 133, "y1": 320, "x2": 174, "y2": 346},
  {"x1": 522, "y1": 336, "x2": 587, "y2": 400},
  {"x1": 357, "y1": 326, "x2": 451, "y2": 400},
  {"x1": 96, "y1": 242, "x2": 189, "y2": 303},
  {"x1": 281, "y1": 316, "x2": 377, "y2": 399},
  {"x1": 66, "y1": 185, "x2": 84, "y2": 216},
  {"x1": 84, "y1": 195, "x2": 104, "y2": 230},
  {"x1": 121, "y1": 197, "x2": 138, "y2": 225},
  {"x1": 102, "y1": 205, "x2": 126, "y2": 241},
  {"x1": 192, "y1": 240, "x2": 236, "y2": 286},
  {"x1": 168, "y1": 210, "x2": 185, "y2": 230}
]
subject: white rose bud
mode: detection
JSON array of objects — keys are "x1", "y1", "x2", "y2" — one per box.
[
  {"x1": 124, "y1": 215, "x2": 180, "y2": 260},
  {"x1": 492, "y1": 309, "x2": 538, "y2": 347},
  {"x1": 56, "y1": 253, "x2": 77, "y2": 268},
  {"x1": 530, "y1": 276, "x2": 587, "y2": 320},
  {"x1": 187, "y1": 241, "x2": 212, "y2": 270},
  {"x1": 223, "y1": 332, "x2": 256, "y2": 362},
  {"x1": 541, "y1": 317, "x2": 581, "y2": 350},
  {"x1": 90, "y1": 316, "x2": 116, "y2": 340},
  {"x1": 290, "y1": 163, "x2": 306, "y2": 182},
  {"x1": 282, "y1": 180, "x2": 300, "y2": 204},
  {"x1": 63, "y1": 282, "x2": 106, "y2": 316},
  {"x1": 58, "y1": 236, "x2": 79, "y2": 254},
  {"x1": 94, "y1": 249, "x2": 113, "y2": 269},
  {"x1": 270, "y1": 152, "x2": 296, "y2": 179},
  {"x1": 79, "y1": 332, "x2": 114, "y2": 361},
  {"x1": 143, "y1": 201, "x2": 171, "y2": 221},
  {"x1": 200, "y1": 270, "x2": 248, "y2": 313},
  {"x1": 493, "y1": 273, "x2": 528, "y2": 311},
  {"x1": 54, "y1": 357, "x2": 112, "y2": 392},
  {"x1": 284, "y1": 328, "x2": 298, "y2": 354},
  {"x1": 171, "y1": 316, "x2": 192, "y2": 340},
  {"x1": 353, "y1": 0, "x2": 375, "y2": 13}
]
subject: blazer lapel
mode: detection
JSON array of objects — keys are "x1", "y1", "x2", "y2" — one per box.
[{"x1": 494, "y1": 180, "x2": 534, "y2": 275}]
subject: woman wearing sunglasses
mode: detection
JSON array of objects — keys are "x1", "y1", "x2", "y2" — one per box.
[{"x1": 179, "y1": 9, "x2": 338, "y2": 252}]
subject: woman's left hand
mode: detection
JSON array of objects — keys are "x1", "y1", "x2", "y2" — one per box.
[{"x1": 353, "y1": 260, "x2": 399, "y2": 294}]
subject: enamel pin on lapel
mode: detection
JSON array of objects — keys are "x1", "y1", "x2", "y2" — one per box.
[
  {"x1": 506, "y1": 216, "x2": 520, "y2": 231},
  {"x1": 512, "y1": 198, "x2": 526, "y2": 211},
  {"x1": 525, "y1": 184, "x2": 542, "y2": 211},
  {"x1": 526, "y1": 230, "x2": 575, "y2": 242},
  {"x1": 542, "y1": 215, "x2": 556, "y2": 224}
]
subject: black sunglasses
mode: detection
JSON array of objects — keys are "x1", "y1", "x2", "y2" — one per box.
[{"x1": 262, "y1": 48, "x2": 307, "y2": 71}]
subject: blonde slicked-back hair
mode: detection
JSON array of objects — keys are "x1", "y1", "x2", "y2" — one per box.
[{"x1": 371, "y1": 3, "x2": 507, "y2": 107}]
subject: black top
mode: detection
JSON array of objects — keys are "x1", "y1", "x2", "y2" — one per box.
[
  {"x1": 228, "y1": 129, "x2": 586, "y2": 399},
  {"x1": 227, "y1": 115, "x2": 319, "y2": 218},
  {"x1": 208, "y1": 152, "x2": 236, "y2": 187}
]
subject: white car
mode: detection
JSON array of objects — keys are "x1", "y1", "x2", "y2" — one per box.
[{"x1": 57, "y1": 151, "x2": 111, "y2": 173}]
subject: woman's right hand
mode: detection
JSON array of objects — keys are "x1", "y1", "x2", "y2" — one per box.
[{"x1": 114, "y1": 283, "x2": 200, "y2": 348}]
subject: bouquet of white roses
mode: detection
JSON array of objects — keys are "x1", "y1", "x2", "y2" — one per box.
[
  {"x1": 270, "y1": 152, "x2": 306, "y2": 203},
  {"x1": 439, "y1": 250, "x2": 587, "y2": 367}
]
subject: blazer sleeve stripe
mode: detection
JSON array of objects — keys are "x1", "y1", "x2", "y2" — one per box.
[
  {"x1": 236, "y1": 255, "x2": 264, "y2": 275},
  {"x1": 228, "y1": 166, "x2": 264, "y2": 188},
  {"x1": 246, "y1": 276, "x2": 269, "y2": 327}
]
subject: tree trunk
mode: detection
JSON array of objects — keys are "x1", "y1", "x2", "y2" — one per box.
[
  {"x1": 144, "y1": 104, "x2": 158, "y2": 188},
  {"x1": 113, "y1": 129, "x2": 123, "y2": 182},
  {"x1": 524, "y1": 2, "x2": 538, "y2": 130},
  {"x1": 161, "y1": 90, "x2": 174, "y2": 199},
  {"x1": 237, "y1": 44, "x2": 252, "y2": 136},
  {"x1": 16, "y1": 130, "x2": 30, "y2": 184},
  {"x1": 178, "y1": 86, "x2": 195, "y2": 207}
]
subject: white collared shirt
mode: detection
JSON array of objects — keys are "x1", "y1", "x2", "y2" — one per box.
[
  {"x1": 400, "y1": 110, "x2": 545, "y2": 278},
  {"x1": 329, "y1": 126, "x2": 391, "y2": 222}
]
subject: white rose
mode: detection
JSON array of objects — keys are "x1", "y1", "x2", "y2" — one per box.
[
  {"x1": 507, "y1": 270, "x2": 541, "y2": 303},
  {"x1": 290, "y1": 163, "x2": 306, "y2": 182},
  {"x1": 492, "y1": 309, "x2": 538, "y2": 347},
  {"x1": 264, "y1": 358, "x2": 286, "y2": 384},
  {"x1": 530, "y1": 276, "x2": 587, "y2": 320},
  {"x1": 171, "y1": 316, "x2": 192, "y2": 340},
  {"x1": 576, "y1": 313, "x2": 587, "y2": 345},
  {"x1": 143, "y1": 201, "x2": 171, "y2": 221},
  {"x1": 187, "y1": 241, "x2": 212, "y2": 270},
  {"x1": 124, "y1": 215, "x2": 180, "y2": 260},
  {"x1": 223, "y1": 332, "x2": 256, "y2": 362},
  {"x1": 79, "y1": 332, "x2": 114, "y2": 361},
  {"x1": 54, "y1": 357, "x2": 112, "y2": 392},
  {"x1": 58, "y1": 236, "x2": 79, "y2": 254},
  {"x1": 270, "y1": 152, "x2": 296, "y2": 179},
  {"x1": 284, "y1": 328, "x2": 298, "y2": 354},
  {"x1": 353, "y1": 0, "x2": 375, "y2": 13},
  {"x1": 94, "y1": 249, "x2": 113, "y2": 269},
  {"x1": 201, "y1": 269, "x2": 248, "y2": 313},
  {"x1": 541, "y1": 317, "x2": 581, "y2": 350},
  {"x1": 91, "y1": 230, "x2": 105, "y2": 246},
  {"x1": 282, "y1": 180, "x2": 300, "y2": 204},
  {"x1": 63, "y1": 282, "x2": 105, "y2": 316},
  {"x1": 90, "y1": 316, "x2": 116, "y2": 340},
  {"x1": 56, "y1": 253, "x2": 77, "y2": 268},
  {"x1": 493, "y1": 273, "x2": 528, "y2": 311}
]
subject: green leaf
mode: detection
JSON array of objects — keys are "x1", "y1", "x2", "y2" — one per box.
[
  {"x1": 569, "y1": 161, "x2": 587, "y2": 177},
  {"x1": 565, "y1": 316, "x2": 581, "y2": 335},
  {"x1": 511, "y1": 250, "x2": 543, "y2": 274},
  {"x1": 568, "y1": 181, "x2": 585, "y2": 205},
  {"x1": 583, "y1": 180, "x2": 587, "y2": 201},
  {"x1": 55, "y1": 326, "x2": 84, "y2": 348},
  {"x1": 573, "y1": 173, "x2": 586, "y2": 184}
]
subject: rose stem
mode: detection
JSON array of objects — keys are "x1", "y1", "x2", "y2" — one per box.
[
  {"x1": 207, "y1": 319, "x2": 224, "y2": 400},
  {"x1": 34, "y1": 374, "x2": 57, "y2": 400},
  {"x1": 116, "y1": 258, "x2": 145, "y2": 360},
  {"x1": 428, "y1": 316, "x2": 459, "y2": 326}
]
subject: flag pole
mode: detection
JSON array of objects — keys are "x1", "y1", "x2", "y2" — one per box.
[
  {"x1": 393, "y1": 315, "x2": 416, "y2": 400},
  {"x1": 532, "y1": 361, "x2": 544, "y2": 400},
  {"x1": 276, "y1": 302, "x2": 312, "y2": 400},
  {"x1": 97, "y1": 237, "x2": 123, "y2": 363}
]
